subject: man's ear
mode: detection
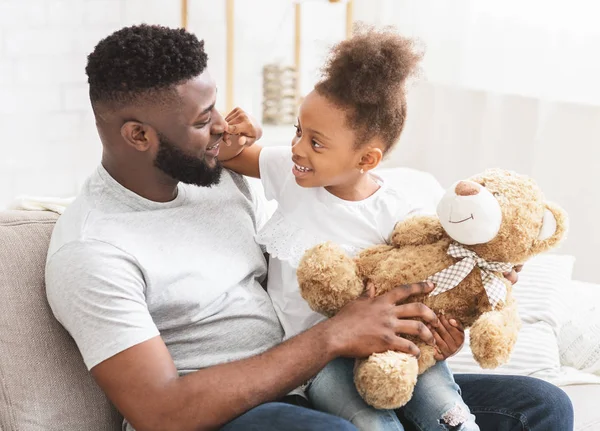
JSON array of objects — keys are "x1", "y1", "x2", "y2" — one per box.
[
  {"x1": 358, "y1": 147, "x2": 384, "y2": 173},
  {"x1": 121, "y1": 121, "x2": 153, "y2": 152},
  {"x1": 530, "y1": 201, "x2": 568, "y2": 254}
]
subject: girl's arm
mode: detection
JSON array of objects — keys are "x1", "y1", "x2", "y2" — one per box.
[
  {"x1": 222, "y1": 144, "x2": 262, "y2": 179},
  {"x1": 218, "y1": 107, "x2": 262, "y2": 178}
]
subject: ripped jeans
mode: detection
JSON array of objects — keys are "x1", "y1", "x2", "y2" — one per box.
[{"x1": 306, "y1": 358, "x2": 478, "y2": 431}]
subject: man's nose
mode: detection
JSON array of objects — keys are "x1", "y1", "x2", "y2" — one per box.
[
  {"x1": 455, "y1": 181, "x2": 480, "y2": 196},
  {"x1": 211, "y1": 110, "x2": 227, "y2": 135}
]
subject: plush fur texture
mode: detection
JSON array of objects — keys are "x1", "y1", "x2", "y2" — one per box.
[{"x1": 297, "y1": 169, "x2": 568, "y2": 409}]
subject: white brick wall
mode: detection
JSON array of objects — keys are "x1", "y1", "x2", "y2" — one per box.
[
  {"x1": 0, "y1": 0, "x2": 122, "y2": 207},
  {"x1": 0, "y1": 0, "x2": 338, "y2": 208}
]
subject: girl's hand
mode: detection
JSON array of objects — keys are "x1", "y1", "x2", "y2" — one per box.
[
  {"x1": 503, "y1": 264, "x2": 524, "y2": 285},
  {"x1": 218, "y1": 107, "x2": 263, "y2": 162},
  {"x1": 223, "y1": 107, "x2": 262, "y2": 147},
  {"x1": 432, "y1": 315, "x2": 465, "y2": 360}
]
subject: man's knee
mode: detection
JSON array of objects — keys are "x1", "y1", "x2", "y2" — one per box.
[
  {"x1": 535, "y1": 380, "x2": 574, "y2": 422},
  {"x1": 511, "y1": 377, "x2": 574, "y2": 429}
]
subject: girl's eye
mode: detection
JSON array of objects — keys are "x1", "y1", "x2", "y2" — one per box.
[
  {"x1": 311, "y1": 140, "x2": 323, "y2": 149},
  {"x1": 294, "y1": 124, "x2": 301, "y2": 137}
]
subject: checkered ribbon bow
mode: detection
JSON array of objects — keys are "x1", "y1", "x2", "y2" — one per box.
[{"x1": 427, "y1": 242, "x2": 513, "y2": 309}]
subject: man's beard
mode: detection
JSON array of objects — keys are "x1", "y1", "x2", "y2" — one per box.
[{"x1": 154, "y1": 133, "x2": 223, "y2": 187}]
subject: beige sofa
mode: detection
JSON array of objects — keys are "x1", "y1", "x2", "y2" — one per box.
[{"x1": 1, "y1": 210, "x2": 599, "y2": 430}]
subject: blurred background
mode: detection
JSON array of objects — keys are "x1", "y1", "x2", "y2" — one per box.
[{"x1": 1, "y1": 0, "x2": 599, "y2": 282}]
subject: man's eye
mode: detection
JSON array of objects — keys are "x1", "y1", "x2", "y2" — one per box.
[{"x1": 195, "y1": 119, "x2": 210, "y2": 129}]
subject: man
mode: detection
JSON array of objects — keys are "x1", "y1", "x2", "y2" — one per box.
[{"x1": 46, "y1": 24, "x2": 573, "y2": 431}]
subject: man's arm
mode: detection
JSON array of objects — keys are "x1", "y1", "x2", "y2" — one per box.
[{"x1": 91, "y1": 283, "x2": 439, "y2": 431}]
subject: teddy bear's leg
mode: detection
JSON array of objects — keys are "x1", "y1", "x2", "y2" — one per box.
[
  {"x1": 390, "y1": 215, "x2": 446, "y2": 248},
  {"x1": 417, "y1": 343, "x2": 438, "y2": 374},
  {"x1": 469, "y1": 298, "x2": 521, "y2": 369},
  {"x1": 354, "y1": 351, "x2": 419, "y2": 409},
  {"x1": 297, "y1": 242, "x2": 365, "y2": 317}
]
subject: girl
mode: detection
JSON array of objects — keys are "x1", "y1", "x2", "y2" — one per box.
[{"x1": 219, "y1": 26, "x2": 478, "y2": 431}]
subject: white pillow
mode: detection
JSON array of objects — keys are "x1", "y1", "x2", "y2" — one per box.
[
  {"x1": 558, "y1": 280, "x2": 600, "y2": 375},
  {"x1": 449, "y1": 322, "x2": 561, "y2": 379},
  {"x1": 559, "y1": 308, "x2": 600, "y2": 375},
  {"x1": 448, "y1": 253, "x2": 575, "y2": 379},
  {"x1": 512, "y1": 253, "x2": 575, "y2": 331},
  {"x1": 376, "y1": 167, "x2": 444, "y2": 213}
]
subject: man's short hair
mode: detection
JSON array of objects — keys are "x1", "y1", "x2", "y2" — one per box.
[{"x1": 86, "y1": 24, "x2": 208, "y2": 107}]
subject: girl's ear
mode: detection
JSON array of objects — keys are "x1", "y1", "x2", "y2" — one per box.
[{"x1": 358, "y1": 147, "x2": 383, "y2": 173}]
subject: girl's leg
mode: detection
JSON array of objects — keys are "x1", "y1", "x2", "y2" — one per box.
[
  {"x1": 400, "y1": 361, "x2": 479, "y2": 431},
  {"x1": 307, "y1": 357, "x2": 405, "y2": 431}
]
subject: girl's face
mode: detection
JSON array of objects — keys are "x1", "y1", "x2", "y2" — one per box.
[{"x1": 292, "y1": 90, "x2": 376, "y2": 190}]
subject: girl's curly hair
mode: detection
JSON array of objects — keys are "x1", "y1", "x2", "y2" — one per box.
[{"x1": 315, "y1": 24, "x2": 423, "y2": 153}]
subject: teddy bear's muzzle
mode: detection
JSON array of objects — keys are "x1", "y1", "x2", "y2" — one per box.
[{"x1": 437, "y1": 181, "x2": 503, "y2": 245}]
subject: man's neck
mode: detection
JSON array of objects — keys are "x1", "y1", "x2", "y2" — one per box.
[{"x1": 102, "y1": 155, "x2": 179, "y2": 203}]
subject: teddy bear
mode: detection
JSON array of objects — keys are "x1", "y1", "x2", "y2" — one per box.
[{"x1": 297, "y1": 168, "x2": 568, "y2": 410}]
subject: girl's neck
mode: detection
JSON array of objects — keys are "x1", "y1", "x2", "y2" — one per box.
[{"x1": 324, "y1": 173, "x2": 381, "y2": 202}]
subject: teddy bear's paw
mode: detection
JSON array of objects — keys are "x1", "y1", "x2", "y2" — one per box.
[
  {"x1": 470, "y1": 313, "x2": 517, "y2": 369},
  {"x1": 417, "y1": 345, "x2": 438, "y2": 374},
  {"x1": 297, "y1": 242, "x2": 364, "y2": 316},
  {"x1": 354, "y1": 351, "x2": 418, "y2": 409}
]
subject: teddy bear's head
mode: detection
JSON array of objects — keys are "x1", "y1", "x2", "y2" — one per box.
[{"x1": 436, "y1": 169, "x2": 568, "y2": 263}]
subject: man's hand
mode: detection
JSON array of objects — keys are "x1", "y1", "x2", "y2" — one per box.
[
  {"x1": 90, "y1": 281, "x2": 440, "y2": 431},
  {"x1": 503, "y1": 264, "x2": 524, "y2": 285},
  {"x1": 218, "y1": 107, "x2": 262, "y2": 162},
  {"x1": 432, "y1": 315, "x2": 465, "y2": 361},
  {"x1": 324, "y1": 281, "x2": 440, "y2": 359}
]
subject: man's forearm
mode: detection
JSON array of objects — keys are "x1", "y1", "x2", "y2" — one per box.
[
  {"x1": 166, "y1": 319, "x2": 340, "y2": 431},
  {"x1": 97, "y1": 284, "x2": 437, "y2": 431}
]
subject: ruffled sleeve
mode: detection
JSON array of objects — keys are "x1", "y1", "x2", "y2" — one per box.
[{"x1": 256, "y1": 210, "x2": 360, "y2": 268}]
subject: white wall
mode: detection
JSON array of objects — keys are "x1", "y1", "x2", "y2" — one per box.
[
  {"x1": 0, "y1": 0, "x2": 340, "y2": 207},
  {"x1": 0, "y1": 0, "x2": 178, "y2": 206},
  {"x1": 354, "y1": 0, "x2": 600, "y2": 284},
  {"x1": 1, "y1": 0, "x2": 597, "y2": 283}
]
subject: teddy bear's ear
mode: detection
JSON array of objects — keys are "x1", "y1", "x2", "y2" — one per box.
[{"x1": 530, "y1": 201, "x2": 568, "y2": 254}]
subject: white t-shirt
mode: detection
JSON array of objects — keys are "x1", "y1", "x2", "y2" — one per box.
[
  {"x1": 46, "y1": 166, "x2": 283, "y2": 376},
  {"x1": 257, "y1": 146, "x2": 429, "y2": 339}
]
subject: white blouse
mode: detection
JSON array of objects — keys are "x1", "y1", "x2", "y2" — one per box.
[{"x1": 257, "y1": 146, "x2": 427, "y2": 339}]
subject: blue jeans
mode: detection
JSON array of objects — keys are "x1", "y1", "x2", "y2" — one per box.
[
  {"x1": 220, "y1": 366, "x2": 574, "y2": 431},
  {"x1": 442, "y1": 373, "x2": 574, "y2": 431},
  {"x1": 307, "y1": 358, "x2": 479, "y2": 431},
  {"x1": 220, "y1": 402, "x2": 358, "y2": 430}
]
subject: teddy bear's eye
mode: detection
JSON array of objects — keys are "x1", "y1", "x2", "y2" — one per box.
[{"x1": 493, "y1": 191, "x2": 502, "y2": 197}]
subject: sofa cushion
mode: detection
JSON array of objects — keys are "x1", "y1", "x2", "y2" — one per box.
[
  {"x1": 0, "y1": 210, "x2": 121, "y2": 431},
  {"x1": 561, "y1": 384, "x2": 600, "y2": 431}
]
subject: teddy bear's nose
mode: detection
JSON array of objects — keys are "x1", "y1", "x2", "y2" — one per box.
[{"x1": 455, "y1": 181, "x2": 480, "y2": 196}]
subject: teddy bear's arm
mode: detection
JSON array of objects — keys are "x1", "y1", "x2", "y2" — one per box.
[
  {"x1": 297, "y1": 242, "x2": 365, "y2": 317},
  {"x1": 390, "y1": 215, "x2": 446, "y2": 248}
]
